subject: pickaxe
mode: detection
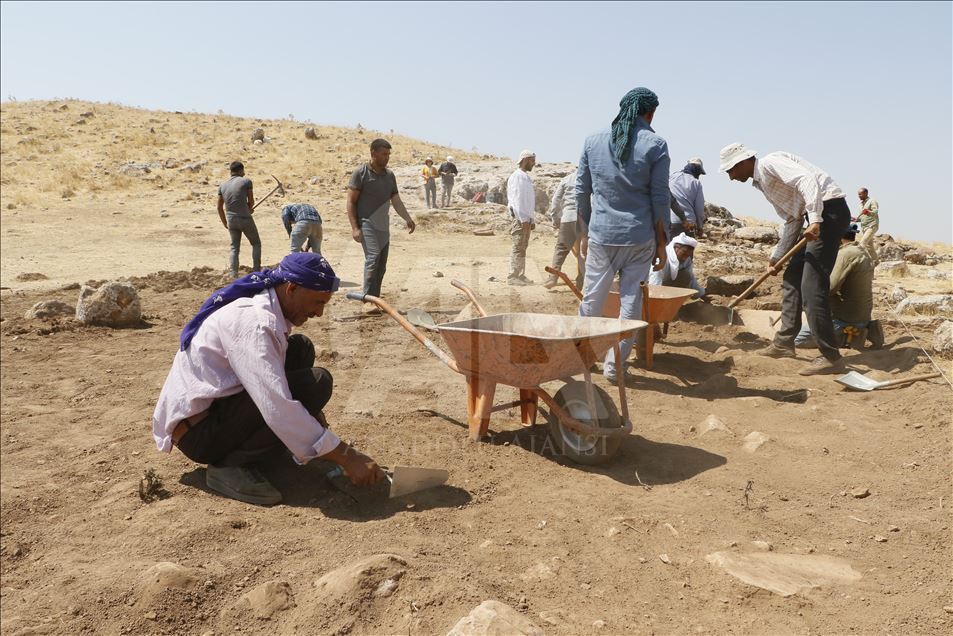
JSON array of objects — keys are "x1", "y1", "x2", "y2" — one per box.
[{"x1": 252, "y1": 175, "x2": 285, "y2": 210}]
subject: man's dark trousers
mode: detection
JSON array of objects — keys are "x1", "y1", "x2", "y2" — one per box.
[{"x1": 773, "y1": 198, "x2": 851, "y2": 362}]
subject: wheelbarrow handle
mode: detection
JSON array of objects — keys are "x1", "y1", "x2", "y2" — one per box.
[
  {"x1": 351, "y1": 292, "x2": 461, "y2": 373},
  {"x1": 728, "y1": 237, "x2": 808, "y2": 309},
  {"x1": 544, "y1": 266, "x2": 583, "y2": 301},
  {"x1": 450, "y1": 279, "x2": 488, "y2": 317}
]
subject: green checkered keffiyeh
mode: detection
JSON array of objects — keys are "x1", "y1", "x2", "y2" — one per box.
[{"x1": 610, "y1": 87, "x2": 659, "y2": 164}]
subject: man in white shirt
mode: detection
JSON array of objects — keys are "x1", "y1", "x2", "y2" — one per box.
[
  {"x1": 543, "y1": 169, "x2": 585, "y2": 290},
  {"x1": 506, "y1": 150, "x2": 537, "y2": 285},
  {"x1": 153, "y1": 253, "x2": 385, "y2": 505},
  {"x1": 720, "y1": 143, "x2": 851, "y2": 376}
]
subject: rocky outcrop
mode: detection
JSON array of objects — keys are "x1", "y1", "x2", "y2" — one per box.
[{"x1": 76, "y1": 281, "x2": 142, "y2": 326}]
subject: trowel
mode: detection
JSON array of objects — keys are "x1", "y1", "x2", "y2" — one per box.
[{"x1": 326, "y1": 465, "x2": 449, "y2": 498}]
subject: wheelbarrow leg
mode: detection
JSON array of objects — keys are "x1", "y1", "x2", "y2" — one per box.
[
  {"x1": 519, "y1": 389, "x2": 538, "y2": 427},
  {"x1": 466, "y1": 376, "x2": 496, "y2": 441}
]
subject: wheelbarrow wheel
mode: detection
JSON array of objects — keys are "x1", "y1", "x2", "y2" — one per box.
[{"x1": 547, "y1": 380, "x2": 622, "y2": 465}]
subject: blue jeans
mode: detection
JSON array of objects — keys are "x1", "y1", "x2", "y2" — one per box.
[
  {"x1": 578, "y1": 239, "x2": 656, "y2": 378},
  {"x1": 227, "y1": 216, "x2": 261, "y2": 276},
  {"x1": 290, "y1": 220, "x2": 323, "y2": 254},
  {"x1": 361, "y1": 221, "x2": 390, "y2": 297}
]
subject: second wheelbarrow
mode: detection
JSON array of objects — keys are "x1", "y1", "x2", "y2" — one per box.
[
  {"x1": 543, "y1": 267, "x2": 697, "y2": 369},
  {"x1": 346, "y1": 281, "x2": 647, "y2": 465}
]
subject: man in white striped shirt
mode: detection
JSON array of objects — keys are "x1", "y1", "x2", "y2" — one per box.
[
  {"x1": 720, "y1": 143, "x2": 851, "y2": 376},
  {"x1": 506, "y1": 150, "x2": 537, "y2": 285}
]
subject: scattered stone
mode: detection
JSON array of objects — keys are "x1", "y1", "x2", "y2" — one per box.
[
  {"x1": 144, "y1": 611, "x2": 157, "y2": 621},
  {"x1": 24, "y1": 300, "x2": 74, "y2": 320},
  {"x1": 706, "y1": 551, "x2": 861, "y2": 597},
  {"x1": 888, "y1": 525, "x2": 900, "y2": 532},
  {"x1": 539, "y1": 611, "x2": 561, "y2": 626},
  {"x1": 751, "y1": 541, "x2": 773, "y2": 551},
  {"x1": 180, "y1": 160, "x2": 207, "y2": 173},
  {"x1": 76, "y1": 281, "x2": 142, "y2": 326},
  {"x1": 118, "y1": 162, "x2": 156, "y2": 176},
  {"x1": 592, "y1": 620, "x2": 607, "y2": 629},
  {"x1": 520, "y1": 561, "x2": 557, "y2": 582},
  {"x1": 447, "y1": 600, "x2": 543, "y2": 636},
  {"x1": 877, "y1": 241, "x2": 906, "y2": 262},
  {"x1": 516, "y1": 596, "x2": 528, "y2": 611},
  {"x1": 658, "y1": 554, "x2": 672, "y2": 565},
  {"x1": 473, "y1": 229, "x2": 495, "y2": 236},
  {"x1": 851, "y1": 487, "x2": 871, "y2": 499},
  {"x1": 606, "y1": 526, "x2": 622, "y2": 538},
  {"x1": 15, "y1": 272, "x2": 48, "y2": 282},
  {"x1": 310, "y1": 176, "x2": 320, "y2": 185},
  {"x1": 373, "y1": 578, "x2": 399, "y2": 598},
  {"x1": 733, "y1": 226, "x2": 779, "y2": 243},
  {"x1": 890, "y1": 285, "x2": 907, "y2": 303},
  {"x1": 699, "y1": 414, "x2": 734, "y2": 437},
  {"x1": 926, "y1": 268, "x2": 948, "y2": 280},
  {"x1": 251, "y1": 128, "x2": 265, "y2": 142},
  {"x1": 896, "y1": 294, "x2": 953, "y2": 316},
  {"x1": 433, "y1": 271, "x2": 444, "y2": 278},
  {"x1": 742, "y1": 432, "x2": 770, "y2": 453},
  {"x1": 943, "y1": 605, "x2": 953, "y2": 614},
  {"x1": 706, "y1": 275, "x2": 756, "y2": 297},
  {"x1": 876, "y1": 260, "x2": 909, "y2": 278},
  {"x1": 903, "y1": 249, "x2": 934, "y2": 265},
  {"x1": 932, "y1": 321, "x2": 953, "y2": 358},
  {"x1": 873, "y1": 535, "x2": 887, "y2": 543},
  {"x1": 304, "y1": 127, "x2": 318, "y2": 140},
  {"x1": 706, "y1": 255, "x2": 761, "y2": 274}
]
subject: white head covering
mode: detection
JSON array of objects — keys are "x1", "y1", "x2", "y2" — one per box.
[
  {"x1": 518, "y1": 149, "x2": 536, "y2": 164},
  {"x1": 719, "y1": 143, "x2": 757, "y2": 172},
  {"x1": 665, "y1": 232, "x2": 698, "y2": 280},
  {"x1": 446, "y1": 155, "x2": 454, "y2": 162}
]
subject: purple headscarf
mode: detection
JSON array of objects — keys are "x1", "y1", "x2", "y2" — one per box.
[{"x1": 179, "y1": 252, "x2": 340, "y2": 350}]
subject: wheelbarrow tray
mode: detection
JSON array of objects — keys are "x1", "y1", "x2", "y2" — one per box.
[
  {"x1": 437, "y1": 313, "x2": 647, "y2": 387},
  {"x1": 591, "y1": 284, "x2": 694, "y2": 321}
]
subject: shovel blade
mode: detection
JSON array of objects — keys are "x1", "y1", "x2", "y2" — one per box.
[
  {"x1": 406, "y1": 308, "x2": 438, "y2": 331},
  {"x1": 389, "y1": 465, "x2": 449, "y2": 498},
  {"x1": 835, "y1": 371, "x2": 883, "y2": 391}
]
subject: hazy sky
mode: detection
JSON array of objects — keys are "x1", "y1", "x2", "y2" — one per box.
[{"x1": 2, "y1": 1, "x2": 951, "y2": 243}]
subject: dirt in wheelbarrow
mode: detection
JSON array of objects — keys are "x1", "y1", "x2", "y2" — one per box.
[{"x1": 2, "y1": 213, "x2": 952, "y2": 636}]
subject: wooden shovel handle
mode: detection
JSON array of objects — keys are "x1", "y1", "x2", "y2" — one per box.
[
  {"x1": 877, "y1": 372, "x2": 942, "y2": 389},
  {"x1": 728, "y1": 237, "x2": 809, "y2": 309}
]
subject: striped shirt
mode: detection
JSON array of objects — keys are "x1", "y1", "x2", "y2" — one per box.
[
  {"x1": 752, "y1": 152, "x2": 845, "y2": 260},
  {"x1": 281, "y1": 203, "x2": 322, "y2": 235}
]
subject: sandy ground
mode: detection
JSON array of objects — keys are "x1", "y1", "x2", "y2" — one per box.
[{"x1": 2, "y1": 101, "x2": 952, "y2": 636}]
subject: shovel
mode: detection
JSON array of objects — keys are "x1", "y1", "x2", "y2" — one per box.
[
  {"x1": 326, "y1": 465, "x2": 449, "y2": 498},
  {"x1": 406, "y1": 308, "x2": 438, "y2": 332},
  {"x1": 835, "y1": 371, "x2": 942, "y2": 392},
  {"x1": 727, "y1": 237, "x2": 808, "y2": 325}
]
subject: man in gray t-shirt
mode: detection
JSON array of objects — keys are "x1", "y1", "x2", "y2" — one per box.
[
  {"x1": 347, "y1": 139, "x2": 415, "y2": 299},
  {"x1": 217, "y1": 161, "x2": 260, "y2": 277}
]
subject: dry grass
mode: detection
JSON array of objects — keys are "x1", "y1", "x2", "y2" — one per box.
[{"x1": 0, "y1": 99, "x2": 490, "y2": 210}]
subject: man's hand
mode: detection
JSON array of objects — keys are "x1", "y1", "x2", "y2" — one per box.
[
  {"x1": 653, "y1": 242, "x2": 667, "y2": 271},
  {"x1": 352, "y1": 227, "x2": 364, "y2": 243},
  {"x1": 406, "y1": 218, "x2": 416, "y2": 234},
  {"x1": 766, "y1": 257, "x2": 781, "y2": 276},
  {"x1": 580, "y1": 236, "x2": 589, "y2": 261},
  {"x1": 530, "y1": 223, "x2": 536, "y2": 231},
  {"x1": 803, "y1": 222, "x2": 821, "y2": 241},
  {"x1": 221, "y1": 219, "x2": 228, "y2": 230},
  {"x1": 323, "y1": 442, "x2": 386, "y2": 487},
  {"x1": 553, "y1": 220, "x2": 560, "y2": 230},
  {"x1": 684, "y1": 221, "x2": 696, "y2": 233}
]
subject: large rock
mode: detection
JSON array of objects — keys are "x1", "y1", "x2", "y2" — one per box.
[
  {"x1": 76, "y1": 281, "x2": 142, "y2": 326},
  {"x1": 24, "y1": 300, "x2": 74, "y2": 320},
  {"x1": 447, "y1": 600, "x2": 543, "y2": 636},
  {"x1": 251, "y1": 127, "x2": 265, "y2": 141},
  {"x1": 706, "y1": 552, "x2": 861, "y2": 597},
  {"x1": 705, "y1": 255, "x2": 761, "y2": 274},
  {"x1": 733, "y1": 226, "x2": 779, "y2": 243},
  {"x1": 304, "y1": 127, "x2": 318, "y2": 140},
  {"x1": 705, "y1": 275, "x2": 756, "y2": 297},
  {"x1": 903, "y1": 249, "x2": 934, "y2": 265},
  {"x1": 877, "y1": 241, "x2": 906, "y2": 262},
  {"x1": 889, "y1": 285, "x2": 908, "y2": 303},
  {"x1": 876, "y1": 261, "x2": 909, "y2": 278},
  {"x1": 933, "y1": 321, "x2": 953, "y2": 358},
  {"x1": 895, "y1": 294, "x2": 953, "y2": 317}
]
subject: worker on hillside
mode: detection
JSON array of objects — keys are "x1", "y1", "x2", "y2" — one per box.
[
  {"x1": 153, "y1": 253, "x2": 386, "y2": 505},
  {"x1": 421, "y1": 157, "x2": 438, "y2": 209},
  {"x1": 217, "y1": 161, "x2": 260, "y2": 279},
  {"x1": 576, "y1": 87, "x2": 670, "y2": 383},
  {"x1": 439, "y1": 156, "x2": 458, "y2": 208},
  {"x1": 506, "y1": 150, "x2": 537, "y2": 285},
  {"x1": 347, "y1": 139, "x2": 416, "y2": 303},
  {"x1": 720, "y1": 143, "x2": 851, "y2": 376},
  {"x1": 669, "y1": 157, "x2": 707, "y2": 238},
  {"x1": 853, "y1": 187, "x2": 880, "y2": 265},
  {"x1": 281, "y1": 202, "x2": 323, "y2": 254},
  {"x1": 543, "y1": 169, "x2": 585, "y2": 291},
  {"x1": 795, "y1": 223, "x2": 884, "y2": 350}
]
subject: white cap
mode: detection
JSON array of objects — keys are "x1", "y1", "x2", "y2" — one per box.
[
  {"x1": 518, "y1": 149, "x2": 536, "y2": 164},
  {"x1": 719, "y1": 143, "x2": 757, "y2": 173},
  {"x1": 687, "y1": 156, "x2": 706, "y2": 174},
  {"x1": 446, "y1": 155, "x2": 454, "y2": 162},
  {"x1": 425, "y1": 156, "x2": 433, "y2": 162}
]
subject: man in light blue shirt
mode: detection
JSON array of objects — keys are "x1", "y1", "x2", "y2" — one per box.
[
  {"x1": 576, "y1": 87, "x2": 670, "y2": 382},
  {"x1": 669, "y1": 157, "x2": 706, "y2": 238}
]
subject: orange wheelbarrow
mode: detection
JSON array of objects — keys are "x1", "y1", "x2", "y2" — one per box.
[
  {"x1": 346, "y1": 281, "x2": 647, "y2": 465},
  {"x1": 543, "y1": 266, "x2": 696, "y2": 369}
]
